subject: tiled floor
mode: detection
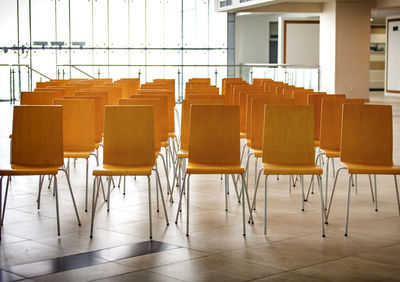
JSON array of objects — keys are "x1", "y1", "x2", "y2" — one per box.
[{"x1": 0, "y1": 92, "x2": 400, "y2": 281}]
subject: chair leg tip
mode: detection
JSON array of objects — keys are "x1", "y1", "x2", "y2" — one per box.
[
  {"x1": 375, "y1": 209, "x2": 378, "y2": 212},
  {"x1": 167, "y1": 223, "x2": 169, "y2": 226},
  {"x1": 85, "y1": 209, "x2": 87, "y2": 212},
  {"x1": 243, "y1": 234, "x2": 246, "y2": 237},
  {"x1": 225, "y1": 209, "x2": 228, "y2": 212},
  {"x1": 78, "y1": 223, "x2": 81, "y2": 226},
  {"x1": 324, "y1": 221, "x2": 329, "y2": 225},
  {"x1": 149, "y1": 236, "x2": 152, "y2": 240},
  {"x1": 322, "y1": 234, "x2": 325, "y2": 237},
  {"x1": 186, "y1": 234, "x2": 189, "y2": 237},
  {"x1": 304, "y1": 199, "x2": 308, "y2": 202},
  {"x1": 301, "y1": 209, "x2": 304, "y2": 211},
  {"x1": 344, "y1": 233, "x2": 348, "y2": 237},
  {"x1": 157, "y1": 210, "x2": 159, "y2": 212}
]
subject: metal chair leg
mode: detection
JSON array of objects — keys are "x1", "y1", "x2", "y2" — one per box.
[
  {"x1": 301, "y1": 175, "x2": 305, "y2": 211},
  {"x1": 153, "y1": 169, "x2": 169, "y2": 226},
  {"x1": 241, "y1": 174, "x2": 246, "y2": 237},
  {"x1": 61, "y1": 168, "x2": 81, "y2": 226},
  {"x1": 326, "y1": 166, "x2": 347, "y2": 223},
  {"x1": 147, "y1": 175, "x2": 152, "y2": 240},
  {"x1": 374, "y1": 175, "x2": 378, "y2": 212},
  {"x1": 186, "y1": 174, "x2": 191, "y2": 236},
  {"x1": 54, "y1": 175, "x2": 60, "y2": 236},
  {"x1": 90, "y1": 176, "x2": 98, "y2": 238},
  {"x1": 368, "y1": 175, "x2": 375, "y2": 203},
  {"x1": 345, "y1": 174, "x2": 352, "y2": 236},
  {"x1": 325, "y1": 157, "x2": 329, "y2": 208},
  {"x1": 1, "y1": 176, "x2": 10, "y2": 227},
  {"x1": 85, "y1": 158, "x2": 89, "y2": 212},
  {"x1": 224, "y1": 174, "x2": 229, "y2": 211},
  {"x1": 394, "y1": 175, "x2": 400, "y2": 215},
  {"x1": 264, "y1": 175, "x2": 268, "y2": 235},
  {"x1": 316, "y1": 175, "x2": 326, "y2": 237},
  {"x1": 175, "y1": 171, "x2": 187, "y2": 224}
]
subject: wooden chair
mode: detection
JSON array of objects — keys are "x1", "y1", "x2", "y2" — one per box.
[
  {"x1": 175, "y1": 105, "x2": 250, "y2": 236},
  {"x1": 90, "y1": 105, "x2": 169, "y2": 239},
  {"x1": 0, "y1": 106, "x2": 81, "y2": 240},
  {"x1": 53, "y1": 99, "x2": 97, "y2": 212},
  {"x1": 254, "y1": 105, "x2": 325, "y2": 236},
  {"x1": 325, "y1": 104, "x2": 400, "y2": 236}
]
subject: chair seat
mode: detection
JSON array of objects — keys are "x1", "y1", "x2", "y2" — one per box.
[
  {"x1": 0, "y1": 164, "x2": 60, "y2": 176},
  {"x1": 161, "y1": 141, "x2": 168, "y2": 147},
  {"x1": 240, "y1": 132, "x2": 246, "y2": 139},
  {"x1": 314, "y1": 140, "x2": 320, "y2": 147},
  {"x1": 343, "y1": 162, "x2": 400, "y2": 175},
  {"x1": 262, "y1": 163, "x2": 323, "y2": 175},
  {"x1": 93, "y1": 164, "x2": 153, "y2": 176},
  {"x1": 64, "y1": 151, "x2": 93, "y2": 159},
  {"x1": 168, "y1": 132, "x2": 176, "y2": 138},
  {"x1": 246, "y1": 140, "x2": 251, "y2": 147},
  {"x1": 177, "y1": 150, "x2": 188, "y2": 158},
  {"x1": 321, "y1": 148, "x2": 340, "y2": 158},
  {"x1": 187, "y1": 162, "x2": 244, "y2": 174},
  {"x1": 252, "y1": 149, "x2": 262, "y2": 158}
]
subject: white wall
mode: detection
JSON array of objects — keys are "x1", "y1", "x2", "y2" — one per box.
[
  {"x1": 319, "y1": 1, "x2": 336, "y2": 94},
  {"x1": 386, "y1": 17, "x2": 400, "y2": 94},
  {"x1": 235, "y1": 14, "x2": 273, "y2": 64},
  {"x1": 285, "y1": 21, "x2": 319, "y2": 66}
]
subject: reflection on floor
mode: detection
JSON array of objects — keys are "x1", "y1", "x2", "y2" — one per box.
[{"x1": 0, "y1": 92, "x2": 399, "y2": 281}]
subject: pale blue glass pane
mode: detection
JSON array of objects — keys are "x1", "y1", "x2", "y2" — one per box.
[
  {"x1": 146, "y1": 0, "x2": 164, "y2": 48},
  {"x1": 110, "y1": 0, "x2": 128, "y2": 47},
  {"x1": 0, "y1": 1, "x2": 18, "y2": 46},
  {"x1": 129, "y1": 0, "x2": 145, "y2": 47},
  {"x1": 71, "y1": 50, "x2": 93, "y2": 78},
  {"x1": 56, "y1": 0, "x2": 69, "y2": 45},
  {"x1": 109, "y1": 50, "x2": 129, "y2": 79},
  {"x1": 18, "y1": 0, "x2": 31, "y2": 46},
  {"x1": 93, "y1": 0, "x2": 108, "y2": 47},
  {"x1": 70, "y1": 0, "x2": 91, "y2": 46},
  {"x1": 165, "y1": 0, "x2": 181, "y2": 48},
  {"x1": 209, "y1": 0, "x2": 227, "y2": 48}
]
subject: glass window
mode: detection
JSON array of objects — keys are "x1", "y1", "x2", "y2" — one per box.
[
  {"x1": 109, "y1": 0, "x2": 129, "y2": 48},
  {"x1": 0, "y1": 1, "x2": 18, "y2": 46},
  {"x1": 70, "y1": 0, "x2": 92, "y2": 47}
]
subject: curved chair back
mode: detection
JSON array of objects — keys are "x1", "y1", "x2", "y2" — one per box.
[
  {"x1": 130, "y1": 94, "x2": 168, "y2": 143},
  {"x1": 119, "y1": 98, "x2": 161, "y2": 153},
  {"x1": 245, "y1": 93, "x2": 267, "y2": 139},
  {"x1": 341, "y1": 104, "x2": 393, "y2": 166},
  {"x1": 11, "y1": 106, "x2": 63, "y2": 167},
  {"x1": 180, "y1": 99, "x2": 225, "y2": 153},
  {"x1": 103, "y1": 106, "x2": 155, "y2": 167},
  {"x1": 21, "y1": 91, "x2": 56, "y2": 105},
  {"x1": 250, "y1": 96, "x2": 293, "y2": 151},
  {"x1": 263, "y1": 105, "x2": 315, "y2": 166},
  {"x1": 189, "y1": 105, "x2": 240, "y2": 166},
  {"x1": 186, "y1": 94, "x2": 225, "y2": 103},
  {"x1": 53, "y1": 99, "x2": 96, "y2": 153}
]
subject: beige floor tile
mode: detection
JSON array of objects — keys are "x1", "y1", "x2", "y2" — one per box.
[
  {"x1": 96, "y1": 270, "x2": 185, "y2": 282},
  {"x1": 356, "y1": 244, "x2": 400, "y2": 267},
  {"x1": 294, "y1": 256, "x2": 400, "y2": 282},
  {"x1": 150, "y1": 254, "x2": 284, "y2": 282},
  {"x1": 33, "y1": 261, "x2": 138, "y2": 282}
]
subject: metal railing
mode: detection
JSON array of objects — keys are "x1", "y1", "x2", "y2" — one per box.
[
  {"x1": 56, "y1": 63, "x2": 320, "y2": 102},
  {"x1": 0, "y1": 63, "x2": 319, "y2": 103}
]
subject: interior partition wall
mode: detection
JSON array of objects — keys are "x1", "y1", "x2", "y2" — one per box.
[{"x1": 0, "y1": 0, "x2": 227, "y2": 101}]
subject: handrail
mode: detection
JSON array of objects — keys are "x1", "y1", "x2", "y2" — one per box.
[
  {"x1": 57, "y1": 63, "x2": 319, "y2": 69},
  {"x1": 71, "y1": 66, "x2": 94, "y2": 79},
  {"x1": 0, "y1": 64, "x2": 51, "y2": 80}
]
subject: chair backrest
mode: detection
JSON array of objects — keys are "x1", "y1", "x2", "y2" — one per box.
[
  {"x1": 186, "y1": 94, "x2": 225, "y2": 103},
  {"x1": 341, "y1": 104, "x2": 392, "y2": 166},
  {"x1": 188, "y1": 78, "x2": 211, "y2": 84},
  {"x1": 103, "y1": 106, "x2": 155, "y2": 167},
  {"x1": 63, "y1": 96, "x2": 102, "y2": 144},
  {"x1": 185, "y1": 87, "x2": 219, "y2": 98},
  {"x1": 292, "y1": 89, "x2": 314, "y2": 105},
  {"x1": 263, "y1": 105, "x2": 315, "y2": 166},
  {"x1": 35, "y1": 87, "x2": 65, "y2": 98},
  {"x1": 245, "y1": 93, "x2": 267, "y2": 138},
  {"x1": 232, "y1": 85, "x2": 263, "y2": 105},
  {"x1": 307, "y1": 93, "x2": 327, "y2": 142},
  {"x1": 189, "y1": 105, "x2": 240, "y2": 166},
  {"x1": 249, "y1": 96, "x2": 293, "y2": 151},
  {"x1": 53, "y1": 99, "x2": 95, "y2": 152},
  {"x1": 319, "y1": 98, "x2": 364, "y2": 153},
  {"x1": 130, "y1": 94, "x2": 168, "y2": 141},
  {"x1": 11, "y1": 106, "x2": 63, "y2": 167},
  {"x1": 119, "y1": 98, "x2": 161, "y2": 152},
  {"x1": 180, "y1": 99, "x2": 225, "y2": 153},
  {"x1": 238, "y1": 89, "x2": 265, "y2": 134},
  {"x1": 21, "y1": 91, "x2": 56, "y2": 105}
]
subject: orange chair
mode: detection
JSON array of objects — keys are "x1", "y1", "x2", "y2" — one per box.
[
  {"x1": 315, "y1": 98, "x2": 365, "y2": 206},
  {"x1": 185, "y1": 94, "x2": 225, "y2": 103},
  {"x1": 171, "y1": 99, "x2": 227, "y2": 201},
  {"x1": 246, "y1": 96, "x2": 293, "y2": 208},
  {"x1": 0, "y1": 106, "x2": 81, "y2": 240},
  {"x1": 255, "y1": 105, "x2": 325, "y2": 236},
  {"x1": 20, "y1": 91, "x2": 57, "y2": 105},
  {"x1": 175, "y1": 105, "x2": 250, "y2": 236},
  {"x1": 53, "y1": 99, "x2": 97, "y2": 212},
  {"x1": 119, "y1": 98, "x2": 170, "y2": 207},
  {"x1": 325, "y1": 104, "x2": 400, "y2": 236},
  {"x1": 90, "y1": 105, "x2": 169, "y2": 239}
]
